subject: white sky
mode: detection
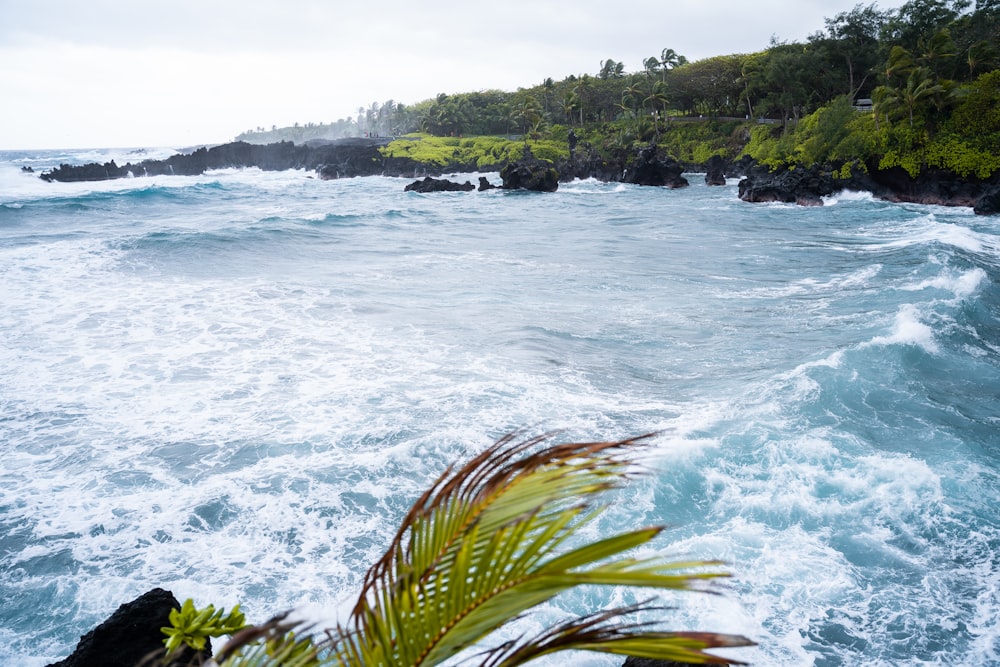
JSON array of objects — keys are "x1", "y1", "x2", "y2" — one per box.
[{"x1": 0, "y1": 0, "x2": 909, "y2": 150}]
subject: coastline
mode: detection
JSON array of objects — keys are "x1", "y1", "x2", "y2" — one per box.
[{"x1": 32, "y1": 136, "x2": 1000, "y2": 215}]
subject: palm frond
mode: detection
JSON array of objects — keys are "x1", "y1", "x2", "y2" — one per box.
[
  {"x1": 479, "y1": 602, "x2": 752, "y2": 667},
  {"x1": 327, "y1": 432, "x2": 752, "y2": 666}
]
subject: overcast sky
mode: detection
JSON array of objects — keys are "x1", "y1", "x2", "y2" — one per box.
[{"x1": 0, "y1": 0, "x2": 909, "y2": 150}]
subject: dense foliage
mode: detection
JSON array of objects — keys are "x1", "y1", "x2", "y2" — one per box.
[
  {"x1": 237, "y1": 1, "x2": 1000, "y2": 178},
  {"x1": 379, "y1": 133, "x2": 569, "y2": 171}
]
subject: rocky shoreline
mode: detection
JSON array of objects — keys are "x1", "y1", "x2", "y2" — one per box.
[
  {"x1": 737, "y1": 160, "x2": 1000, "y2": 215},
  {"x1": 35, "y1": 137, "x2": 1000, "y2": 214}
]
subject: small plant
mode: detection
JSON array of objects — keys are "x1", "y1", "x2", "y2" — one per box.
[{"x1": 162, "y1": 598, "x2": 249, "y2": 655}]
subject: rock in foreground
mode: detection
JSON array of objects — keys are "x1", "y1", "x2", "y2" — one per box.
[{"x1": 46, "y1": 588, "x2": 208, "y2": 667}]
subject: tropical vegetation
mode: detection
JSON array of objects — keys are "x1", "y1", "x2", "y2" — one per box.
[
  {"x1": 236, "y1": 1, "x2": 1000, "y2": 181},
  {"x1": 155, "y1": 434, "x2": 754, "y2": 666}
]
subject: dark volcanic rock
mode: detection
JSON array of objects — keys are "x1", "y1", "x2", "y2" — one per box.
[
  {"x1": 974, "y1": 186, "x2": 1000, "y2": 215},
  {"x1": 403, "y1": 176, "x2": 475, "y2": 192},
  {"x1": 478, "y1": 176, "x2": 497, "y2": 191},
  {"x1": 739, "y1": 159, "x2": 1000, "y2": 211},
  {"x1": 738, "y1": 163, "x2": 839, "y2": 205},
  {"x1": 724, "y1": 155, "x2": 756, "y2": 179},
  {"x1": 40, "y1": 139, "x2": 389, "y2": 182},
  {"x1": 623, "y1": 145, "x2": 688, "y2": 188},
  {"x1": 500, "y1": 146, "x2": 559, "y2": 192},
  {"x1": 46, "y1": 588, "x2": 207, "y2": 667},
  {"x1": 867, "y1": 165, "x2": 996, "y2": 207},
  {"x1": 555, "y1": 145, "x2": 622, "y2": 182},
  {"x1": 704, "y1": 155, "x2": 727, "y2": 186}
]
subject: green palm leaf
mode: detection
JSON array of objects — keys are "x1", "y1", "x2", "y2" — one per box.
[{"x1": 327, "y1": 432, "x2": 753, "y2": 666}]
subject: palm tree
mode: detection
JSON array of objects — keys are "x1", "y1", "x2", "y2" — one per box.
[
  {"x1": 643, "y1": 81, "x2": 670, "y2": 140},
  {"x1": 659, "y1": 48, "x2": 688, "y2": 83},
  {"x1": 574, "y1": 75, "x2": 594, "y2": 125},
  {"x1": 560, "y1": 93, "x2": 579, "y2": 126},
  {"x1": 541, "y1": 77, "x2": 555, "y2": 115},
  {"x1": 874, "y1": 66, "x2": 945, "y2": 128},
  {"x1": 643, "y1": 56, "x2": 662, "y2": 80},
  {"x1": 513, "y1": 95, "x2": 543, "y2": 135},
  {"x1": 167, "y1": 434, "x2": 753, "y2": 667}
]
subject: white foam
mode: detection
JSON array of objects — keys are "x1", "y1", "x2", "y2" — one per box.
[
  {"x1": 865, "y1": 214, "x2": 996, "y2": 258},
  {"x1": 864, "y1": 304, "x2": 939, "y2": 353},
  {"x1": 822, "y1": 189, "x2": 876, "y2": 205},
  {"x1": 903, "y1": 267, "x2": 987, "y2": 299}
]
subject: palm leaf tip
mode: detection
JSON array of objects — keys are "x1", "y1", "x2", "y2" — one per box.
[{"x1": 335, "y1": 431, "x2": 752, "y2": 666}]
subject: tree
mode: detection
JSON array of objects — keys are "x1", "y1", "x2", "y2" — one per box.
[
  {"x1": 158, "y1": 434, "x2": 753, "y2": 667},
  {"x1": 886, "y1": 0, "x2": 971, "y2": 52},
  {"x1": 560, "y1": 92, "x2": 579, "y2": 127},
  {"x1": 573, "y1": 74, "x2": 594, "y2": 125},
  {"x1": 875, "y1": 65, "x2": 945, "y2": 127},
  {"x1": 659, "y1": 48, "x2": 688, "y2": 87},
  {"x1": 752, "y1": 44, "x2": 828, "y2": 127},
  {"x1": 540, "y1": 77, "x2": 555, "y2": 115},
  {"x1": 643, "y1": 56, "x2": 662, "y2": 79},
  {"x1": 916, "y1": 27, "x2": 958, "y2": 76},
  {"x1": 671, "y1": 55, "x2": 745, "y2": 117},
  {"x1": 659, "y1": 48, "x2": 688, "y2": 72},
  {"x1": 599, "y1": 59, "x2": 625, "y2": 80},
  {"x1": 512, "y1": 93, "x2": 543, "y2": 134},
  {"x1": 821, "y1": 2, "x2": 890, "y2": 97},
  {"x1": 643, "y1": 81, "x2": 670, "y2": 139}
]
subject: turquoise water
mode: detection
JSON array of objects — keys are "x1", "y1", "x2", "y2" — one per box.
[{"x1": 1, "y1": 149, "x2": 998, "y2": 666}]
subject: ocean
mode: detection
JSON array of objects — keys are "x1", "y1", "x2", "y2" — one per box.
[{"x1": 1, "y1": 147, "x2": 998, "y2": 666}]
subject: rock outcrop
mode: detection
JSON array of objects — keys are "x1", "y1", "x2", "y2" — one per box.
[
  {"x1": 704, "y1": 155, "x2": 727, "y2": 186},
  {"x1": 46, "y1": 588, "x2": 208, "y2": 667},
  {"x1": 623, "y1": 145, "x2": 688, "y2": 188},
  {"x1": 40, "y1": 139, "x2": 394, "y2": 182},
  {"x1": 500, "y1": 146, "x2": 559, "y2": 192},
  {"x1": 403, "y1": 176, "x2": 475, "y2": 192},
  {"x1": 738, "y1": 161, "x2": 1000, "y2": 213},
  {"x1": 737, "y1": 163, "x2": 838, "y2": 206},
  {"x1": 555, "y1": 145, "x2": 623, "y2": 182},
  {"x1": 866, "y1": 165, "x2": 996, "y2": 208},
  {"x1": 974, "y1": 186, "x2": 1000, "y2": 215}
]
